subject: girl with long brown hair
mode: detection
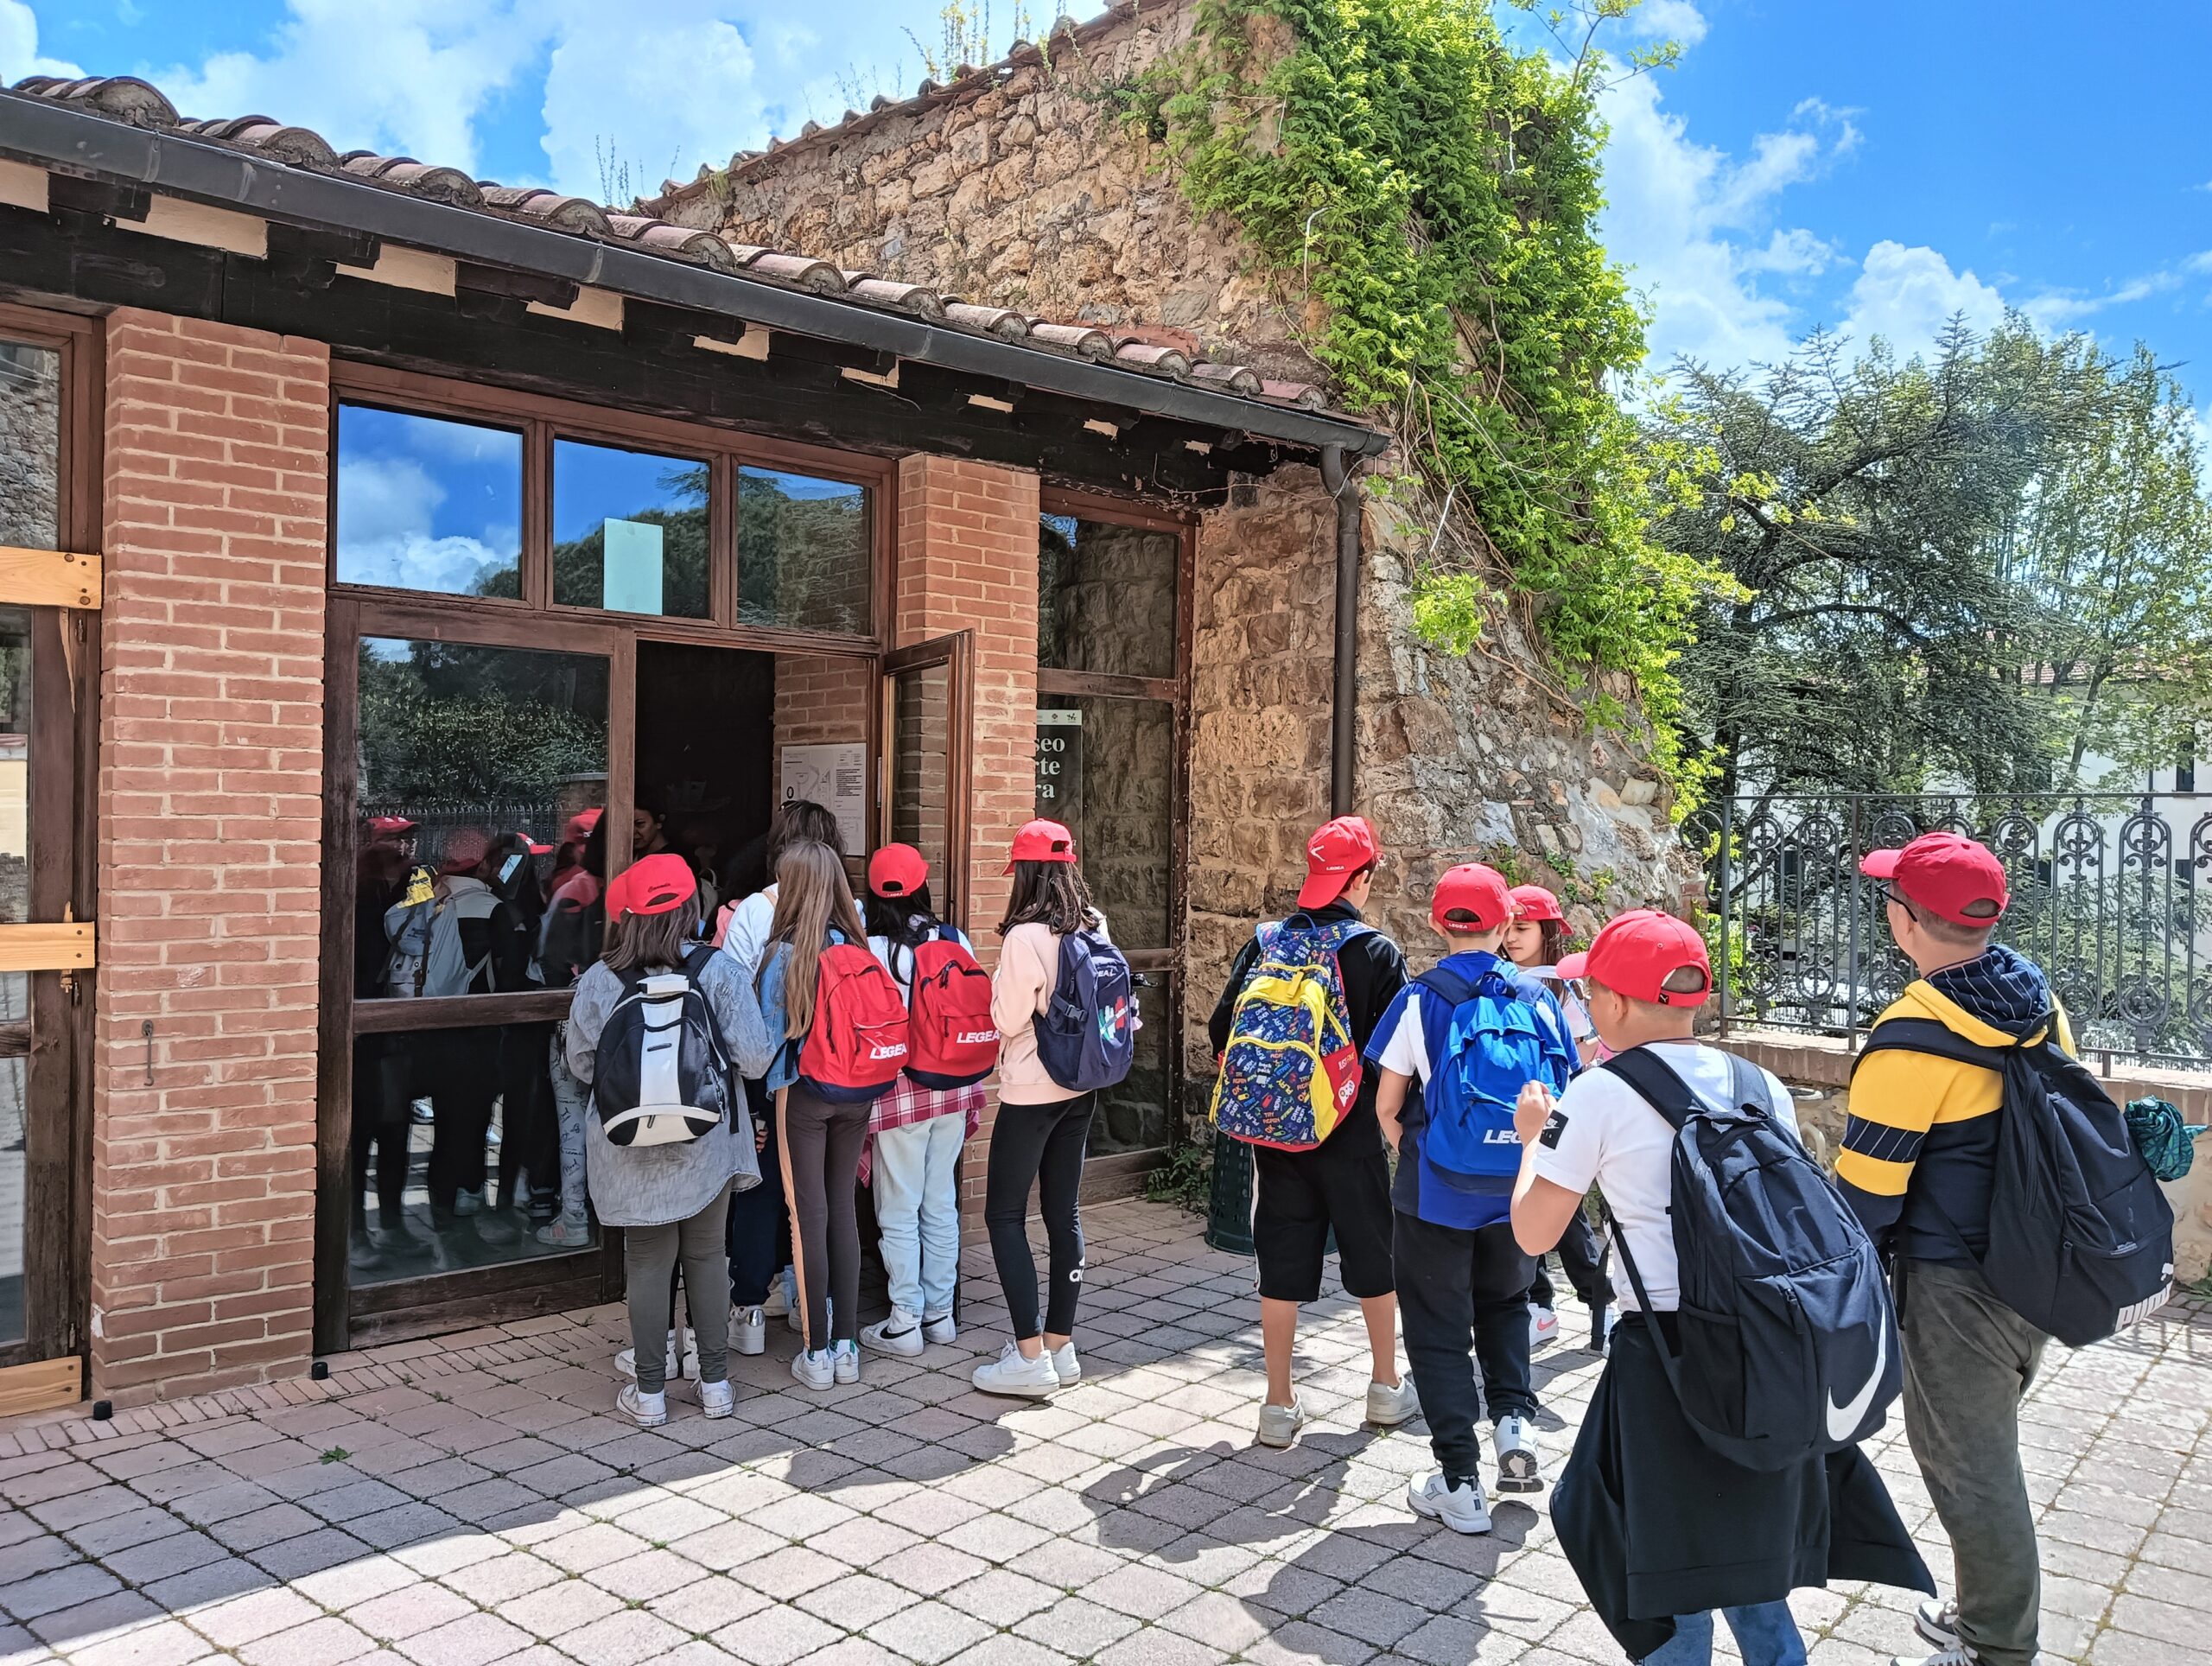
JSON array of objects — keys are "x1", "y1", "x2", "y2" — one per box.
[{"x1": 753, "y1": 839, "x2": 877, "y2": 1389}]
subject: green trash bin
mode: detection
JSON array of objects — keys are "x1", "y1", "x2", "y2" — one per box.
[{"x1": 1204, "y1": 1127, "x2": 1255, "y2": 1255}]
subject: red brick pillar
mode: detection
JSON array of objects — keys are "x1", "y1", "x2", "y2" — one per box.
[
  {"x1": 92, "y1": 310, "x2": 330, "y2": 1403},
  {"x1": 894, "y1": 455, "x2": 1039, "y2": 1217}
]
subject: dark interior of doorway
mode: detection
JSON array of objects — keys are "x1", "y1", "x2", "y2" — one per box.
[{"x1": 635, "y1": 640, "x2": 774, "y2": 903}]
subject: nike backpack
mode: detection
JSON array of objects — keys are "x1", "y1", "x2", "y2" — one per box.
[
  {"x1": 1604, "y1": 1047, "x2": 1901, "y2": 1471},
  {"x1": 1414, "y1": 964, "x2": 1557, "y2": 1186},
  {"x1": 798, "y1": 937, "x2": 912, "y2": 1103},
  {"x1": 1034, "y1": 925, "x2": 1137, "y2": 1093},
  {"x1": 1853, "y1": 1016, "x2": 2174, "y2": 1346},
  {"x1": 593, "y1": 944, "x2": 733, "y2": 1148},
  {"x1": 904, "y1": 926, "x2": 1001, "y2": 1089},
  {"x1": 1210, "y1": 917, "x2": 1373, "y2": 1149}
]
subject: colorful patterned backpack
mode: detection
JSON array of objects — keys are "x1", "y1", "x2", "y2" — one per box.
[{"x1": 1210, "y1": 917, "x2": 1373, "y2": 1149}]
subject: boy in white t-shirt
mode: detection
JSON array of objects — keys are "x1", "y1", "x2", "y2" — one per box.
[{"x1": 1507, "y1": 910, "x2": 1929, "y2": 1666}]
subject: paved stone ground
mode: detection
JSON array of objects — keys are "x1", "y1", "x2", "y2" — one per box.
[{"x1": 3, "y1": 1199, "x2": 2209, "y2": 1666}]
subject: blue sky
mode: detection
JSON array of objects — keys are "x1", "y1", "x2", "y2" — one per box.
[{"x1": 9, "y1": 0, "x2": 2212, "y2": 415}]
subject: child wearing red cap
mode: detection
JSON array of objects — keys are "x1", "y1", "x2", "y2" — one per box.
[
  {"x1": 857, "y1": 844, "x2": 987, "y2": 1357},
  {"x1": 1846, "y1": 834, "x2": 2066, "y2": 1666},
  {"x1": 1206, "y1": 816, "x2": 1416, "y2": 1447},
  {"x1": 1365, "y1": 862, "x2": 1579, "y2": 1533},
  {"x1": 1510, "y1": 909, "x2": 1929, "y2": 1664}
]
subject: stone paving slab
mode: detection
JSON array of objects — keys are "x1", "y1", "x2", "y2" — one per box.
[{"x1": 3, "y1": 1199, "x2": 2209, "y2": 1666}]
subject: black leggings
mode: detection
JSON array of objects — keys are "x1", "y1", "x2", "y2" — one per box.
[
  {"x1": 984, "y1": 1092, "x2": 1096, "y2": 1341},
  {"x1": 779, "y1": 1083, "x2": 868, "y2": 1351},
  {"x1": 728, "y1": 1077, "x2": 788, "y2": 1307}
]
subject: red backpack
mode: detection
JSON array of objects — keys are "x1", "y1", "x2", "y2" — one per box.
[
  {"x1": 799, "y1": 938, "x2": 911, "y2": 1103},
  {"x1": 904, "y1": 928, "x2": 1001, "y2": 1089}
]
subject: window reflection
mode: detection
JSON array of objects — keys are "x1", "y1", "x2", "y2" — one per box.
[
  {"x1": 355, "y1": 638, "x2": 609, "y2": 999},
  {"x1": 1039, "y1": 514, "x2": 1179, "y2": 679},
  {"x1": 350, "y1": 1022, "x2": 594, "y2": 1284},
  {"x1": 738, "y1": 467, "x2": 871, "y2": 634},
  {"x1": 552, "y1": 439, "x2": 709, "y2": 619},
  {"x1": 1035, "y1": 695, "x2": 1173, "y2": 951},
  {"x1": 0, "y1": 340, "x2": 60, "y2": 551},
  {"x1": 334, "y1": 405, "x2": 524, "y2": 597},
  {"x1": 891, "y1": 661, "x2": 954, "y2": 892},
  {"x1": 0, "y1": 606, "x2": 26, "y2": 925},
  {"x1": 1093, "y1": 971, "x2": 1173, "y2": 1155},
  {"x1": 0, "y1": 973, "x2": 23, "y2": 1346}
]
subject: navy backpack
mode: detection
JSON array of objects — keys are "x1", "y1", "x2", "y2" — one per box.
[
  {"x1": 1034, "y1": 925, "x2": 1137, "y2": 1093},
  {"x1": 1603, "y1": 1047, "x2": 1901, "y2": 1472},
  {"x1": 1853, "y1": 1016, "x2": 2174, "y2": 1346},
  {"x1": 1414, "y1": 963, "x2": 1558, "y2": 1188}
]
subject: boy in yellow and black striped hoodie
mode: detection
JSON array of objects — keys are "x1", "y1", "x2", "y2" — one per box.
[{"x1": 1841, "y1": 833, "x2": 2063, "y2": 1666}]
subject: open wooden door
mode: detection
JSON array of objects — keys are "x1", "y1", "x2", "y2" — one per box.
[{"x1": 882, "y1": 633, "x2": 974, "y2": 930}]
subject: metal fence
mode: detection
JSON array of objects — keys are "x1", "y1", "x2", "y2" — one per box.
[
  {"x1": 361, "y1": 801, "x2": 563, "y2": 868},
  {"x1": 1688, "y1": 792, "x2": 2212, "y2": 1071}
]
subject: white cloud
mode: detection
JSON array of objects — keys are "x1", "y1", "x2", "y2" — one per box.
[
  {"x1": 1593, "y1": 71, "x2": 1853, "y2": 372},
  {"x1": 335, "y1": 455, "x2": 513, "y2": 593},
  {"x1": 538, "y1": 4, "x2": 760, "y2": 200},
  {"x1": 1837, "y1": 241, "x2": 2008, "y2": 359},
  {"x1": 148, "y1": 0, "x2": 548, "y2": 180},
  {"x1": 0, "y1": 0, "x2": 79, "y2": 79}
]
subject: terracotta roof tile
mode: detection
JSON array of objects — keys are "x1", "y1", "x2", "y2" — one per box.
[{"x1": 3, "y1": 66, "x2": 1346, "y2": 423}]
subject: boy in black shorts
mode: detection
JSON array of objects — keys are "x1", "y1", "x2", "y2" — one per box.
[{"x1": 1209, "y1": 816, "x2": 1418, "y2": 1447}]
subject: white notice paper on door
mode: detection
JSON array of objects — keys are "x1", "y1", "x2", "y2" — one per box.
[
  {"x1": 602, "y1": 518, "x2": 664, "y2": 614},
  {"x1": 781, "y1": 742, "x2": 867, "y2": 853}
]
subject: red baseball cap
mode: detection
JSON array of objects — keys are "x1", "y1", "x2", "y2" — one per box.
[
  {"x1": 368, "y1": 815, "x2": 416, "y2": 836},
  {"x1": 438, "y1": 829, "x2": 492, "y2": 876},
  {"x1": 1006, "y1": 818, "x2": 1076, "y2": 873},
  {"x1": 1431, "y1": 863, "x2": 1514, "y2": 933},
  {"x1": 1510, "y1": 884, "x2": 1564, "y2": 924},
  {"x1": 1298, "y1": 816, "x2": 1380, "y2": 909},
  {"x1": 563, "y1": 809, "x2": 602, "y2": 846},
  {"x1": 607, "y1": 853, "x2": 696, "y2": 919},
  {"x1": 1859, "y1": 833, "x2": 2008, "y2": 928},
  {"x1": 1556, "y1": 909, "x2": 1712, "y2": 1006},
  {"x1": 868, "y1": 843, "x2": 929, "y2": 899}
]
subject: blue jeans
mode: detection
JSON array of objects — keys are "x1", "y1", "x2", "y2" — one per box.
[
  {"x1": 871, "y1": 1113, "x2": 963, "y2": 1319},
  {"x1": 1639, "y1": 1604, "x2": 1805, "y2": 1666},
  {"x1": 547, "y1": 1028, "x2": 591, "y2": 1224}
]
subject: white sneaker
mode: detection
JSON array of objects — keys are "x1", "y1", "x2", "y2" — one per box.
[
  {"x1": 732, "y1": 1307, "x2": 766, "y2": 1357},
  {"x1": 1891, "y1": 1649, "x2": 1975, "y2": 1666},
  {"x1": 791, "y1": 1348, "x2": 836, "y2": 1391},
  {"x1": 1914, "y1": 1599, "x2": 1961, "y2": 1649},
  {"x1": 922, "y1": 1313, "x2": 958, "y2": 1345},
  {"x1": 697, "y1": 1379, "x2": 735, "y2": 1419},
  {"x1": 535, "y1": 1214, "x2": 590, "y2": 1247},
  {"x1": 1494, "y1": 1413, "x2": 1542, "y2": 1493},
  {"x1": 833, "y1": 1340, "x2": 860, "y2": 1384},
  {"x1": 1365, "y1": 1377, "x2": 1420, "y2": 1428},
  {"x1": 454, "y1": 1187, "x2": 483, "y2": 1218},
  {"x1": 972, "y1": 1343, "x2": 1060, "y2": 1398},
  {"x1": 1407, "y1": 1472, "x2": 1491, "y2": 1535},
  {"x1": 1529, "y1": 1304, "x2": 1559, "y2": 1349},
  {"x1": 1256, "y1": 1400, "x2": 1307, "y2": 1448},
  {"x1": 617, "y1": 1384, "x2": 667, "y2": 1428},
  {"x1": 614, "y1": 1329, "x2": 693, "y2": 1383},
  {"x1": 1049, "y1": 1341, "x2": 1080, "y2": 1385},
  {"x1": 861, "y1": 1307, "x2": 925, "y2": 1357},
  {"x1": 760, "y1": 1268, "x2": 792, "y2": 1319}
]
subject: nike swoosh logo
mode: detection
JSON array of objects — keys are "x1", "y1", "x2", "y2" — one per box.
[{"x1": 1826, "y1": 1321, "x2": 1886, "y2": 1442}]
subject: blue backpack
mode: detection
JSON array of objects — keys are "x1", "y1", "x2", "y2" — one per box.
[
  {"x1": 1034, "y1": 925, "x2": 1137, "y2": 1093},
  {"x1": 1414, "y1": 964, "x2": 1557, "y2": 1187},
  {"x1": 1603, "y1": 1047, "x2": 1901, "y2": 1472},
  {"x1": 1854, "y1": 1017, "x2": 2174, "y2": 1346}
]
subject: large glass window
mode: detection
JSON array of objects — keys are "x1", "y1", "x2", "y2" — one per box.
[
  {"x1": 0, "y1": 607, "x2": 26, "y2": 926},
  {"x1": 335, "y1": 406, "x2": 524, "y2": 597},
  {"x1": 740, "y1": 467, "x2": 872, "y2": 635},
  {"x1": 1037, "y1": 695, "x2": 1174, "y2": 951},
  {"x1": 0, "y1": 340, "x2": 60, "y2": 550},
  {"x1": 552, "y1": 439, "x2": 709, "y2": 619},
  {"x1": 1039, "y1": 513, "x2": 1178, "y2": 678},
  {"x1": 891, "y1": 658, "x2": 955, "y2": 900}
]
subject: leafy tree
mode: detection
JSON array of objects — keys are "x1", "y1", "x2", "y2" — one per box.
[{"x1": 359, "y1": 639, "x2": 607, "y2": 806}]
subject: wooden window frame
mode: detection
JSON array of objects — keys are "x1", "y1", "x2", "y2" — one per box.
[
  {"x1": 0, "y1": 299, "x2": 101, "y2": 1392},
  {"x1": 883, "y1": 632, "x2": 976, "y2": 932},
  {"x1": 1034, "y1": 486, "x2": 1198, "y2": 1159}
]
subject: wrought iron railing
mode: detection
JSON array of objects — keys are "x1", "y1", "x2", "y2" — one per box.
[{"x1": 1687, "y1": 792, "x2": 2212, "y2": 1071}]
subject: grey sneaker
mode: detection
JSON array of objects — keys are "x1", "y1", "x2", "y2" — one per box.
[
  {"x1": 1407, "y1": 1472, "x2": 1491, "y2": 1535},
  {"x1": 1915, "y1": 1599, "x2": 1960, "y2": 1649},
  {"x1": 1256, "y1": 1400, "x2": 1308, "y2": 1448},
  {"x1": 1364, "y1": 1377, "x2": 1420, "y2": 1427},
  {"x1": 1049, "y1": 1341, "x2": 1080, "y2": 1385}
]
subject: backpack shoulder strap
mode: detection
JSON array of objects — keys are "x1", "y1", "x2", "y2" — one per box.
[
  {"x1": 1599, "y1": 1047, "x2": 1697, "y2": 1132},
  {"x1": 1853, "y1": 1017, "x2": 2008, "y2": 1076},
  {"x1": 1415, "y1": 965, "x2": 1478, "y2": 1010},
  {"x1": 1723, "y1": 1052, "x2": 1775, "y2": 1117}
]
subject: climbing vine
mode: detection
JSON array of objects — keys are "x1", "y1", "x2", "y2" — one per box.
[{"x1": 1137, "y1": 0, "x2": 1729, "y2": 804}]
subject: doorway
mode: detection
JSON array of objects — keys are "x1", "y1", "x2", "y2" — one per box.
[{"x1": 634, "y1": 641, "x2": 774, "y2": 910}]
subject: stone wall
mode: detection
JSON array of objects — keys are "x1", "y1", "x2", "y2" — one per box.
[{"x1": 0, "y1": 337, "x2": 61, "y2": 550}]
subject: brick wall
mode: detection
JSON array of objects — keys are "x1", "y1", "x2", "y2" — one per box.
[
  {"x1": 92, "y1": 310, "x2": 329, "y2": 1403},
  {"x1": 893, "y1": 454, "x2": 1039, "y2": 1214},
  {"x1": 770, "y1": 653, "x2": 872, "y2": 885}
]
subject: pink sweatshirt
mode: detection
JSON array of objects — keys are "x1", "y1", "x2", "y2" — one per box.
[{"x1": 989, "y1": 919, "x2": 1097, "y2": 1104}]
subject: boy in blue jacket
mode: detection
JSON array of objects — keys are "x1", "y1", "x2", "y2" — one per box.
[{"x1": 1368, "y1": 862, "x2": 1577, "y2": 1533}]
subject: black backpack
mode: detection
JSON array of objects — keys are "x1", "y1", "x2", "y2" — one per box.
[
  {"x1": 1603, "y1": 1048, "x2": 1902, "y2": 1472},
  {"x1": 1854, "y1": 1016, "x2": 2175, "y2": 1346},
  {"x1": 592, "y1": 945, "x2": 732, "y2": 1148}
]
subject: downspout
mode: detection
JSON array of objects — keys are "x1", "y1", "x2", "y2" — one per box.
[{"x1": 1320, "y1": 443, "x2": 1362, "y2": 817}]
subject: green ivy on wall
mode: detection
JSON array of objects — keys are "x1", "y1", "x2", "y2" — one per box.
[{"x1": 1136, "y1": 0, "x2": 1729, "y2": 804}]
